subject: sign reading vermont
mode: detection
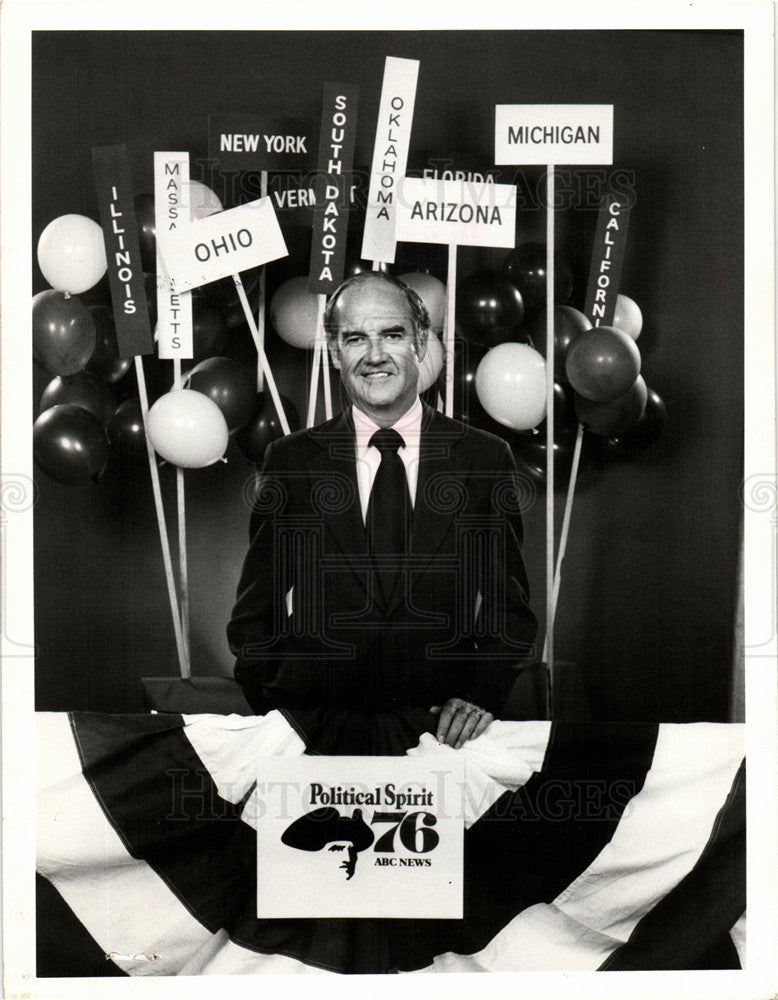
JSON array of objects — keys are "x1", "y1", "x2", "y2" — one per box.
[{"x1": 256, "y1": 757, "x2": 464, "y2": 918}]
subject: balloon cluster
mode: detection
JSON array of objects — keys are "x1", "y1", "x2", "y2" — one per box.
[
  {"x1": 32, "y1": 184, "x2": 664, "y2": 488},
  {"x1": 444, "y1": 241, "x2": 667, "y2": 485},
  {"x1": 32, "y1": 186, "x2": 301, "y2": 484}
]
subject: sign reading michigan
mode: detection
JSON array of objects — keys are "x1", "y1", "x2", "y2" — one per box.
[{"x1": 256, "y1": 757, "x2": 465, "y2": 918}]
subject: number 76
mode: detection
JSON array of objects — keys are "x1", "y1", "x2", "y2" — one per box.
[{"x1": 371, "y1": 811, "x2": 439, "y2": 853}]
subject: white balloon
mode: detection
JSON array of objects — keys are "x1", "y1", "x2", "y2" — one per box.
[
  {"x1": 612, "y1": 294, "x2": 643, "y2": 340},
  {"x1": 37, "y1": 214, "x2": 107, "y2": 295},
  {"x1": 475, "y1": 343, "x2": 547, "y2": 431},
  {"x1": 398, "y1": 272, "x2": 447, "y2": 331},
  {"x1": 185, "y1": 180, "x2": 224, "y2": 222},
  {"x1": 147, "y1": 389, "x2": 229, "y2": 468},
  {"x1": 417, "y1": 332, "x2": 445, "y2": 393},
  {"x1": 270, "y1": 276, "x2": 321, "y2": 349}
]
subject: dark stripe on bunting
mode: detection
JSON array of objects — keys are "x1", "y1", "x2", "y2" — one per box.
[
  {"x1": 599, "y1": 758, "x2": 746, "y2": 971},
  {"x1": 36, "y1": 873, "x2": 127, "y2": 978},
  {"x1": 71, "y1": 712, "x2": 394, "y2": 973},
  {"x1": 389, "y1": 721, "x2": 660, "y2": 971},
  {"x1": 71, "y1": 712, "x2": 253, "y2": 933}
]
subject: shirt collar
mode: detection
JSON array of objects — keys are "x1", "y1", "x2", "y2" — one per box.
[{"x1": 352, "y1": 396, "x2": 423, "y2": 454}]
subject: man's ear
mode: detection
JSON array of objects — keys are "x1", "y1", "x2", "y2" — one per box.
[
  {"x1": 327, "y1": 338, "x2": 342, "y2": 371},
  {"x1": 415, "y1": 328, "x2": 429, "y2": 364}
]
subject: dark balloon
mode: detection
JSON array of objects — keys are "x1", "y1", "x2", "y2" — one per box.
[
  {"x1": 455, "y1": 271, "x2": 525, "y2": 347},
  {"x1": 192, "y1": 295, "x2": 228, "y2": 361},
  {"x1": 106, "y1": 398, "x2": 148, "y2": 464},
  {"x1": 513, "y1": 422, "x2": 599, "y2": 489},
  {"x1": 604, "y1": 387, "x2": 668, "y2": 457},
  {"x1": 203, "y1": 267, "x2": 263, "y2": 329},
  {"x1": 391, "y1": 243, "x2": 448, "y2": 281},
  {"x1": 344, "y1": 260, "x2": 390, "y2": 278},
  {"x1": 184, "y1": 357, "x2": 256, "y2": 431},
  {"x1": 574, "y1": 375, "x2": 648, "y2": 436},
  {"x1": 33, "y1": 290, "x2": 96, "y2": 376},
  {"x1": 39, "y1": 371, "x2": 115, "y2": 426},
  {"x1": 144, "y1": 273, "x2": 160, "y2": 329},
  {"x1": 134, "y1": 193, "x2": 157, "y2": 273},
  {"x1": 526, "y1": 305, "x2": 591, "y2": 374},
  {"x1": 33, "y1": 404, "x2": 111, "y2": 485},
  {"x1": 503, "y1": 241, "x2": 573, "y2": 315},
  {"x1": 565, "y1": 325, "x2": 642, "y2": 402},
  {"x1": 234, "y1": 392, "x2": 300, "y2": 464},
  {"x1": 85, "y1": 305, "x2": 132, "y2": 383}
]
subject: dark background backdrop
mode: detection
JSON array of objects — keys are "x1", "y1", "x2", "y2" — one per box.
[{"x1": 31, "y1": 29, "x2": 743, "y2": 721}]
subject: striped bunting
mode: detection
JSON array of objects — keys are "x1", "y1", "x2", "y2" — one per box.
[{"x1": 36, "y1": 711, "x2": 745, "y2": 975}]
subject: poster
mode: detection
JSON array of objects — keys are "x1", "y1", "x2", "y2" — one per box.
[{"x1": 1, "y1": 2, "x2": 775, "y2": 998}]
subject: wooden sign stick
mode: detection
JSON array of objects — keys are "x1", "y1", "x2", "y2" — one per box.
[
  {"x1": 232, "y1": 274, "x2": 291, "y2": 435},
  {"x1": 171, "y1": 357, "x2": 191, "y2": 670},
  {"x1": 319, "y1": 295, "x2": 333, "y2": 420},
  {"x1": 306, "y1": 333, "x2": 323, "y2": 428},
  {"x1": 135, "y1": 357, "x2": 190, "y2": 677},
  {"x1": 542, "y1": 420, "x2": 584, "y2": 663},
  {"x1": 544, "y1": 166, "x2": 556, "y2": 680},
  {"x1": 256, "y1": 170, "x2": 268, "y2": 392},
  {"x1": 445, "y1": 243, "x2": 458, "y2": 418}
]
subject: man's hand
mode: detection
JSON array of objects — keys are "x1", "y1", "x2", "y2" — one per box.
[{"x1": 430, "y1": 698, "x2": 494, "y2": 749}]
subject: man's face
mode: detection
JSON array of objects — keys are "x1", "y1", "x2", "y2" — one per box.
[{"x1": 328, "y1": 279, "x2": 428, "y2": 426}]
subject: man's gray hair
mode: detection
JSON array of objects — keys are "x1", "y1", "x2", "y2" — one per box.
[{"x1": 323, "y1": 271, "x2": 431, "y2": 346}]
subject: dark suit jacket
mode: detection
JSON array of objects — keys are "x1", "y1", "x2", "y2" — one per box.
[{"x1": 228, "y1": 403, "x2": 538, "y2": 716}]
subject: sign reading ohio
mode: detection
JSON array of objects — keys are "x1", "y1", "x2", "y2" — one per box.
[{"x1": 256, "y1": 757, "x2": 464, "y2": 919}]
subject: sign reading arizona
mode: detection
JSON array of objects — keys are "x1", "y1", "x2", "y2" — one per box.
[
  {"x1": 395, "y1": 176, "x2": 517, "y2": 248},
  {"x1": 256, "y1": 758, "x2": 464, "y2": 918}
]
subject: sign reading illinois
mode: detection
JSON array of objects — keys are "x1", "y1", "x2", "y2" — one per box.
[{"x1": 256, "y1": 756, "x2": 464, "y2": 919}]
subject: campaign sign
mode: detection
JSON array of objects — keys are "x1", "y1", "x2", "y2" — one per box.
[
  {"x1": 308, "y1": 82, "x2": 360, "y2": 294},
  {"x1": 583, "y1": 192, "x2": 631, "y2": 327},
  {"x1": 157, "y1": 197, "x2": 288, "y2": 293},
  {"x1": 495, "y1": 105, "x2": 614, "y2": 165},
  {"x1": 395, "y1": 177, "x2": 517, "y2": 249},
  {"x1": 91, "y1": 144, "x2": 154, "y2": 357},
  {"x1": 154, "y1": 152, "x2": 193, "y2": 358},
  {"x1": 361, "y1": 55, "x2": 419, "y2": 265},
  {"x1": 256, "y1": 756, "x2": 465, "y2": 919},
  {"x1": 207, "y1": 114, "x2": 316, "y2": 172}
]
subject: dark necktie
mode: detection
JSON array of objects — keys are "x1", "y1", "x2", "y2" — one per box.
[{"x1": 366, "y1": 427, "x2": 411, "y2": 604}]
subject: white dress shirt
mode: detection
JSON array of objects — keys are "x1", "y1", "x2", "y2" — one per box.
[{"x1": 352, "y1": 397, "x2": 423, "y2": 522}]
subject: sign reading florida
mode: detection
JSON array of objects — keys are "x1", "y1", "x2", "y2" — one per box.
[{"x1": 256, "y1": 758, "x2": 464, "y2": 918}]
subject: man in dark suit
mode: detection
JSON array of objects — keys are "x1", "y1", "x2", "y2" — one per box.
[{"x1": 228, "y1": 271, "x2": 537, "y2": 752}]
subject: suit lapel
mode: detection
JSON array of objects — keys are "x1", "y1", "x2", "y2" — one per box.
[{"x1": 308, "y1": 410, "x2": 371, "y2": 591}]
